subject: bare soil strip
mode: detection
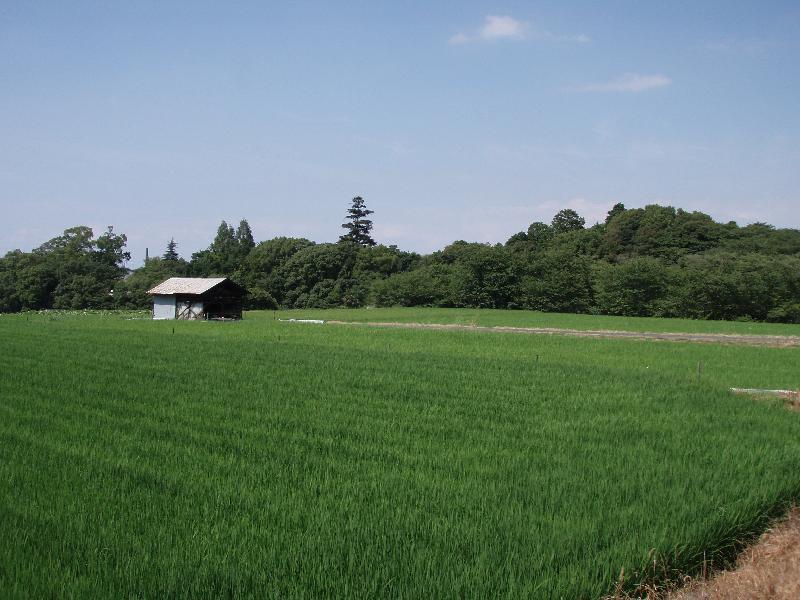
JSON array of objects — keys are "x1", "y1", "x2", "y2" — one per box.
[
  {"x1": 731, "y1": 388, "x2": 800, "y2": 411},
  {"x1": 325, "y1": 320, "x2": 800, "y2": 348}
]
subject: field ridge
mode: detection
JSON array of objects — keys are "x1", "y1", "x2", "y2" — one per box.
[{"x1": 324, "y1": 319, "x2": 800, "y2": 347}]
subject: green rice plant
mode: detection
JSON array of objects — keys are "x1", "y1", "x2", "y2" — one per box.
[{"x1": 0, "y1": 311, "x2": 798, "y2": 598}]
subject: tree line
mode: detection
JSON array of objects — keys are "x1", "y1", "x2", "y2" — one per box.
[{"x1": 1, "y1": 198, "x2": 799, "y2": 323}]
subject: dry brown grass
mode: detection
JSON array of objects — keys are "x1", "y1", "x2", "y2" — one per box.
[
  {"x1": 733, "y1": 389, "x2": 800, "y2": 412},
  {"x1": 608, "y1": 507, "x2": 800, "y2": 599},
  {"x1": 782, "y1": 391, "x2": 800, "y2": 412},
  {"x1": 670, "y1": 507, "x2": 800, "y2": 599}
]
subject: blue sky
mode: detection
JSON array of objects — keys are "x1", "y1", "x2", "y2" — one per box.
[{"x1": 2, "y1": 1, "x2": 799, "y2": 264}]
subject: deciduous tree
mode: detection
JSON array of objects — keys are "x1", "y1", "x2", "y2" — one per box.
[{"x1": 551, "y1": 209, "x2": 585, "y2": 235}]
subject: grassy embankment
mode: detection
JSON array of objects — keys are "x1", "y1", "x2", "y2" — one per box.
[{"x1": 1, "y1": 309, "x2": 799, "y2": 598}]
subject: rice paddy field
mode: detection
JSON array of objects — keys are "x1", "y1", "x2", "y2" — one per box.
[{"x1": 1, "y1": 309, "x2": 800, "y2": 598}]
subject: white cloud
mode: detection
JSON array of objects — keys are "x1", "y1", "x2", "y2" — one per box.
[
  {"x1": 567, "y1": 73, "x2": 672, "y2": 93},
  {"x1": 480, "y1": 15, "x2": 527, "y2": 40},
  {"x1": 449, "y1": 15, "x2": 588, "y2": 45},
  {"x1": 450, "y1": 15, "x2": 527, "y2": 44},
  {"x1": 448, "y1": 32, "x2": 471, "y2": 45}
]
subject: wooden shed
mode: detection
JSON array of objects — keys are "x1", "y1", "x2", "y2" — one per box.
[{"x1": 147, "y1": 277, "x2": 245, "y2": 320}]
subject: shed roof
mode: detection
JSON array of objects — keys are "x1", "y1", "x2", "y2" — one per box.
[{"x1": 147, "y1": 277, "x2": 228, "y2": 296}]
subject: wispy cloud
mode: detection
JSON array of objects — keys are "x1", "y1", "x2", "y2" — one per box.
[
  {"x1": 450, "y1": 15, "x2": 527, "y2": 44},
  {"x1": 480, "y1": 15, "x2": 527, "y2": 40},
  {"x1": 538, "y1": 31, "x2": 591, "y2": 44},
  {"x1": 566, "y1": 73, "x2": 672, "y2": 93},
  {"x1": 448, "y1": 32, "x2": 471, "y2": 45},
  {"x1": 704, "y1": 38, "x2": 776, "y2": 57},
  {"x1": 449, "y1": 15, "x2": 589, "y2": 45}
]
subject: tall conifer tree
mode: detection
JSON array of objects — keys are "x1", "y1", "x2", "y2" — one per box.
[
  {"x1": 163, "y1": 238, "x2": 179, "y2": 261},
  {"x1": 235, "y1": 220, "x2": 255, "y2": 255},
  {"x1": 339, "y1": 196, "x2": 376, "y2": 246}
]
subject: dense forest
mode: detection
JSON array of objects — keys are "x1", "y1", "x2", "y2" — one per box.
[{"x1": 2, "y1": 200, "x2": 799, "y2": 323}]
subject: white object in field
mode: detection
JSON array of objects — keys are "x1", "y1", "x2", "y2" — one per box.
[
  {"x1": 152, "y1": 295, "x2": 177, "y2": 320},
  {"x1": 279, "y1": 318, "x2": 325, "y2": 324}
]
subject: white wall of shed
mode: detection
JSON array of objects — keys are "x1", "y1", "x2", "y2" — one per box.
[{"x1": 153, "y1": 295, "x2": 176, "y2": 320}]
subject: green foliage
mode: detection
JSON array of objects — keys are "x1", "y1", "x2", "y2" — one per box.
[
  {"x1": 244, "y1": 286, "x2": 279, "y2": 310},
  {"x1": 371, "y1": 266, "x2": 447, "y2": 306},
  {"x1": 279, "y1": 243, "x2": 355, "y2": 307},
  {"x1": 605, "y1": 202, "x2": 626, "y2": 223},
  {"x1": 339, "y1": 196, "x2": 376, "y2": 246},
  {"x1": 235, "y1": 220, "x2": 255, "y2": 254},
  {"x1": 433, "y1": 242, "x2": 513, "y2": 308},
  {"x1": 95, "y1": 226, "x2": 131, "y2": 268},
  {"x1": 2, "y1": 202, "x2": 800, "y2": 322},
  {"x1": 2, "y1": 312, "x2": 800, "y2": 597},
  {"x1": 0, "y1": 253, "x2": 22, "y2": 313},
  {"x1": 721, "y1": 222, "x2": 800, "y2": 255},
  {"x1": 52, "y1": 274, "x2": 109, "y2": 309},
  {"x1": 602, "y1": 205, "x2": 728, "y2": 261},
  {"x1": 527, "y1": 221, "x2": 554, "y2": 246},
  {"x1": 0, "y1": 226, "x2": 130, "y2": 311},
  {"x1": 594, "y1": 257, "x2": 677, "y2": 317},
  {"x1": 236, "y1": 237, "x2": 314, "y2": 308},
  {"x1": 191, "y1": 219, "x2": 254, "y2": 276},
  {"x1": 162, "y1": 238, "x2": 179, "y2": 261},
  {"x1": 113, "y1": 257, "x2": 188, "y2": 309},
  {"x1": 767, "y1": 302, "x2": 800, "y2": 324},
  {"x1": 514, "y1": 248, "x2": 594, "y2": 312},
  {"x1": 677, "y1": 253, "x2": 800, "y2": 321},
  {"x1": 550, "y1": 208, "x2": 585, "y2": 234},
  {"x1": 505, "y1": 222, "x2": 554, "y2": 252}
]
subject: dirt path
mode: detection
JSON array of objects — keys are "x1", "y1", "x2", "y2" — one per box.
[{"x1": 325, "y1": 320, "x2": 800, "y2": 348}]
